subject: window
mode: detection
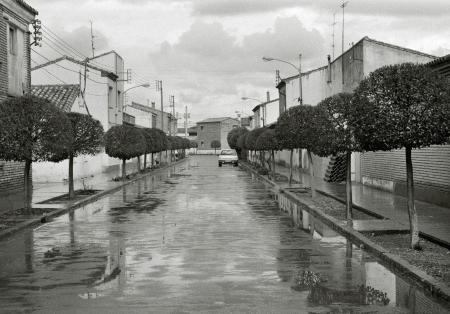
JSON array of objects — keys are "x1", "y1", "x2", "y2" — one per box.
[
  {"x1": 108, "y1": 86, "x2": 113, "y2": 108},
  {"x1": 8, "y1": 26, "x2": 16, "y2": 55},
  {"x1": 117, "y1": 91, "x2": 121, "y2": 110},
  {"x1": 201, "y1": 141, "x2": 204, "y2": 147},
  {"x1": 200, "y1": 126, "x2": 204, "y2": 131}
]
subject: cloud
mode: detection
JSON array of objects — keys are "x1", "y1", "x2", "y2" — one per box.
[
  {"x1": 190, "y1": 0, "x2": 300, "y2": 16},
  {"x1": 150, "y1": 16, "x2": 325, "y2": 74}
]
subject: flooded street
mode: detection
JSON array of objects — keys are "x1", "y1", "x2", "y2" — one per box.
[{"x1": 0, "y1": 156, "x2": 448, "y2": 313}]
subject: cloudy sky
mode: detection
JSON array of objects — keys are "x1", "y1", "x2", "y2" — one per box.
[{"x1": 28, "y1": 0, "x2": 450, "y2": 124}]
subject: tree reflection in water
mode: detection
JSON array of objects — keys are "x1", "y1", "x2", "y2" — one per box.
[{"x1": 292, "y1": 270, "x2": 390, "y2": 307}]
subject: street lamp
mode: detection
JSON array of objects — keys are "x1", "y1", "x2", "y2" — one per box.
[
  {"x1": 123, "y1": 82, "x2": 150, "y2": 94},
  {"x1": 263, "y1": 54, "x2": 303, "y2": 105},
  {"x1": 242, "y1": 97, "x2": 266, "y2": 127},
  {"x1": 123, "y1": 83, "x2": 150, "y2": 112}
]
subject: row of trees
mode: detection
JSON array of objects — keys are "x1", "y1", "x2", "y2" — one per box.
[
  {"x1": 0, "y1": 96, "x2": 195, "y2": 204},
  {"x1": 228, "y1": 63, "x2": 450, "y2": 249}
]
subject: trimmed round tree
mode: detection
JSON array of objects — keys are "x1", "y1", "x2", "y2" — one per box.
[
  {"x1": 255, "y1": 129, "x2": 280, "y2": 179},
  {"x1": 104, "y1": 125, "x2": 145, "y2": 181},
  {"x1": 312, "y1": 93, "x2": 359, "y2": 225},
  {"x1": 245, "y1": 128, "x2": 266, "y2": 166},
  {"x1": 285, "y1": 105, "x2": 318, "y2": 193},
  {"x1": 65, "y1": 112, "x2": 104, "y2": 199},
  {"x1": 0, "y1": 96, "x2": 72, "y2": 203},
  {"x1": 227, "y1": 127, "x2": 248, "y2": 159},
  {"x1": 351, "y1": 63, "x2": 450, "y2": 249},
  {"x1": 236, "y1": 132, "x2": 249, "y2": 160},
  {"x1": 211, "y1": 140, "x2": 221, "y2": 154},
  {"x1": 141, "y1": 128, "x2": 154, "y2": 170}
]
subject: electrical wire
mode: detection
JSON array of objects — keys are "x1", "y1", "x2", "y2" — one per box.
[{"x1": 31, "y1": 58, "x2": 67, "y2": 84}]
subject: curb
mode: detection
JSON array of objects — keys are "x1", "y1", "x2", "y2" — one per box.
[
  {"x1": 316, "y1": 189, "x2": 450, "y2": 249},
  {"x1": 0, "y1": 158, "x2": 189, "y2": 241},
  {"x1": 240, "y1": 161, "x2": 450, "y2": 306}
]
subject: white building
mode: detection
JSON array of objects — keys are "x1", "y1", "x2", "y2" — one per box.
[{"x1": 31, "y1": 51, "x2": 131, "y2": 182}]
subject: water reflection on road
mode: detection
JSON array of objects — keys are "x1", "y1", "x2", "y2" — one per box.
[{"x1": 0, "y1": 156, "x2": 448, "y2": 313}]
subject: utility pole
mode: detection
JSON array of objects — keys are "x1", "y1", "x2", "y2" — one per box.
[
  {"x1": 156, "y1": 80, "x2": 164, "y2": 133},
  {"x1": 341, "y1": 1, "x2": 349, "y2": 84},
  {"x1": 298, "y1": 53, "x2": 303, "y2": 105},
  {"x1": 184, "y1": 106, "x2": 190, "y2": 138},
  {"x1": 331, "y1": 12, "x2": 337, "y2": 60},
  {"x1": 89, "y1": 20, "x2": 95, "y2": 58},
  {"x1": 169, "y1": 95, "x2": 175, "y2": 136}
]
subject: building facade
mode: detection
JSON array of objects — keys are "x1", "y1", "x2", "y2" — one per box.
[
  {"x1": 196, "y1": 117, "x2": 239, "y2": 150},
  {"x1": 0, "y1": 0, "x2": 37, "y2": 193},
  {"x1": 128, "y1": 101, "x2": 178, "y2": 135}
]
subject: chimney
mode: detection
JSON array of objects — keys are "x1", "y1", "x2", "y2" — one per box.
[
  {"x1": 327, "y1": 54, "x2": 332, "y2": 83},
  {"x1": 266, "y1": 91, "x2": 270, "y2": 102}
]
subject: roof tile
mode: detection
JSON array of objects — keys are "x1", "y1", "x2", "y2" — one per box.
[{"x1": 31, "y1": 84, "x2": 80, "y2": 112}]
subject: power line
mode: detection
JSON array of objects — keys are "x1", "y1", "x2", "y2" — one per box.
[{"x1": 31, "y1": 58, "x2": 67, "y2": 84}]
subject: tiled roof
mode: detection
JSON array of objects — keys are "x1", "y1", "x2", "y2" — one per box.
[
  {"x1": 428, "y1": 54, "x2": 450, "y2": 77},
  {"x1": 31, "y1": 84, "x2": 80, "y2": 112},
  {"x1": 13, "y1": 0, "x2": 38, "y2": 15},
  {"x1": 197, "y1": 117, "x2": 238, "y2": 124}
]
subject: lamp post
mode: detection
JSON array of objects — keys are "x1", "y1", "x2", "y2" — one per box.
[
  {"x1": 122, "y1": 83, "x2": 150, "y2": 112},
  {"x1": 263, "y1": 54, "x2": 302, "y2": 106},
  {"x1": 242, "y1": 96, "x2": 265, "y2": 127}
]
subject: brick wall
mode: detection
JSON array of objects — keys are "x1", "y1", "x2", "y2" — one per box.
[{"x1": 196, "y1": 122, "x2": 221, "y2": 150}]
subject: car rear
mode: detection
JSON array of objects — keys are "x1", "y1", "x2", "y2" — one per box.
[{"x1": 218, "y1": 149, "x2": 238, "y2": 167}]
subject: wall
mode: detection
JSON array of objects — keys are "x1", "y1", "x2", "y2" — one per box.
[
  {"x1": 0, "y1": 1, "x2": 35, "y2": 194},
  {"x1": 196, "y1": 122, "x2": 220, "y2": 150}
]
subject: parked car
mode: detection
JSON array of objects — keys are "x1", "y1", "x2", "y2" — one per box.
[{"x1": 218, "y1": 149, "x2": 238, "y2": 167}]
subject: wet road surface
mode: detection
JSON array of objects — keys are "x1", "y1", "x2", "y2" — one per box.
[{"x1": 0, "y1": 156, "x2": 448, "y2": 313}]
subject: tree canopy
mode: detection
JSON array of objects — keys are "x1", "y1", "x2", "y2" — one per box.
[
  {"x1": 211, "y1": 140, "x2": 221, "y2": 149},
  {"x1": 312, "y1": 93, "x2": 359, "y2": 157},
  {"x1": 104, "y1": 125, "x2": 145, "y2": 160},
  {"x1": 245, "y1": 127, "x2": 266, "y2": 151},
  {"x1": 0, "y1": 96, "x2": 72, "y2": 163},
  {"x1": 276, "y1": 105, "x2": 317, "y2": 151},
  {"x1": 351, "y1": 63, "x2": 450, "y2": 151},
  {"x1": 255, "y1": 129, "x2": 279, "y2": 151},
  {"x1": 227, "y1": 127, "x2": 248, "y2": 149}
]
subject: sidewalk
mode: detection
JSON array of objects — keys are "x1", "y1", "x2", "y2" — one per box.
[
  {"x1": 270, "y1": 162, "x2": 450, "y2": 247},
  {"x1": 0, "y1": 158, "x2": 177, "y2": 215}
]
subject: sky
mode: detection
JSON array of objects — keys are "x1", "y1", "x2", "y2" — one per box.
[{"x1": 27, "y1": 0, "x2": 450, "y2": 125}]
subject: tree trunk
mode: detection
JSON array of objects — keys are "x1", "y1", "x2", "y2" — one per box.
[
  {"x1": 406, "y1": 146, "x2": 420, "y2": 249},
  {"x1": 289, "y1": 149, "x2": 293, "y2": 186},
  {"x1": 308, "y1": 151, "x2": 316, "y2": 197},
  {"x1": 298, "y1": 149, "x2": 303, "y2": 184},
  {"x1": 69, "y1": 154, "x2": 75, "y2": 199},
  {"x1": 144, "y1": 154, "x2": 147, "y2": 170},
  {"x1": 151, "y1": 153, "x2": 154, "y2": 167},
  {"x1": 137, "y1": 156, "x2": 141, "y2": 173},
  {"x1": 24, "y1": 159, "x2": 32, "y2": 209},
  {"x1": 159, "y1": 151, "x2": 162, "y2": 165},
  {"x1": 122, "y1": 159, "x2": 126, "y2": 181},
  {"x1": 272, "y1": 150, "x2": 276, "y2": 181},
  {"x1": 345, "y1": 151, "x2": 353, "y2": 227}
]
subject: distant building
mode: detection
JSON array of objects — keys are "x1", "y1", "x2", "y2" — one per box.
[
  {"x1": 129, "y1": 101, "x2": 177, "y2": 135},
  {"x1": 196, "y1": 117, "x2": 239, "y2": 150},
  {"x1": 0, "y1": 0, "x2": 38, "y2": 193}
]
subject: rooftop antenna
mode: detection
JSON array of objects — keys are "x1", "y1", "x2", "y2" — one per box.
[
  {"x1": 89, "y1": 20, "x2": 95, "y2": 58},
  {"x1": 331, "y1": 12, "x2": 337, "y2": 60}
]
